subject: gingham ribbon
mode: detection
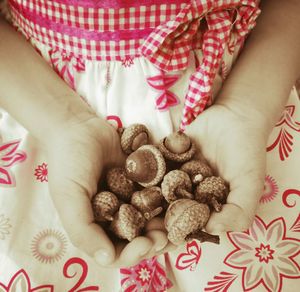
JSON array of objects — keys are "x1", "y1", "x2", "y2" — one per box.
[{"x1": 140, "y1": 0, "x2": 260, "y2": 130}]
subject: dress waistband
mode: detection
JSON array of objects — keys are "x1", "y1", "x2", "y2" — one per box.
[{"x1": 8, "y1": 0, "x2": 260, "y2": 129}]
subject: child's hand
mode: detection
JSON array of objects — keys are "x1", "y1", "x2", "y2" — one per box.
[
  {"x1": 185, "y1": 103, "x2": 267, "y2": 233},
  {"x1": 45, "y1": 116, "x2": 167, "y2": 267}
]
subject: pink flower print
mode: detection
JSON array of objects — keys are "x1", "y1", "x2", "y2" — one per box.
[
  {"x1": 31, "y1": 229, "x2": 67, "y2": 264},
  {"x1": 290, "y1": 214, "x2": 300, "y2": 233},
  {"x1": 0, "y1": 269, "x2": 53, "y2": 292},
  {"x1": 34, "y1": 163, "x2": 48, "y2": 182},
  {"x1": 204, "y1": 271, "x2": 238, "y2": 291},
  {"x1": 120, "y1": 256, "x2": 172, "y2": 292},
  {"x1": 175, "y1": 240, "x2": 202, "y2": 271},
  {"x1": 0, "y1": 140, "x2": 26, "y2": 187},
  {"x1": 225, "y1": 216, "x2": 300, "y2": 292},
  {"x1": 122, "y1": 56, "x2": 134, "y2": 67},
  {"x1": 147, "y1": 74, "x2": 180, "y2": 111},
  {"x1": 0, "y1": 214, "x2": 11, "y2": 240},
  {"x1": 282, "y1": 188, "x2": 300, "y2": 208},
  {"x1": 50, "y1": 49, "x2": 85, "y2": 89},
  {"x1": 259, "y1": 175, "x2": 279, "y2": 204},
  {"x1": 267, "y1": 105, "x2": 300, "y2": 161}
]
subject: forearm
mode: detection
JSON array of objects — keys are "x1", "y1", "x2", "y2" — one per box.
[
  {"x1": 0, "y1": 17, "x2": 96, "y2": 142},
  {"x1": 217, "y1": 0, "x2": 300, "y2": 132}
]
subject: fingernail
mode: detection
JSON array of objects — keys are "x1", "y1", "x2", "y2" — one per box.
[
  {"x1": 139, "y1": 247, "x2": 151, "y2": 257},
  {"x1": 94, "y1": 249, "x2": 113, "y2": 266},
  {"x1": 155, "y1": 243, "x2": 167, "y2": 252}
]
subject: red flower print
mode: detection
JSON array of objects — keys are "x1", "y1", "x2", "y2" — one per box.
[
  {"x1": 0, "y1": 269, "x2": 53, "y2": 292},
  {"x1": 282, "y1": 189, "x2": 300, "y2": 208},
  {"x1": 122, "y1": 56, "x2": 134, "y2": 67},
  {"x1": 267, "y1": 105, "x2": 300, "y2": 161},
  {"x1": 290, "y1": 214, "x2": 300, "y2": 233},
  {"x1": 34, "y1": 163, "x2": 48, "y2": 182},
  {"x1": 204, "y1": 271, "x2": 238, "y2": 291},
  {"x1": 0, "y1": 140, "x2": 26, "y2": 187},
  {"x1": 259, "y1": 175, "x2": 279, "y2": 204},
  {"x1": 120, "y1": 256, "x2": 172, "y2": 292},
  {"x1": 106, "y1": 115, "x2": 123, "y2": 130},
  {"x1": 225, "y1": 216, "x2": 300, "y2": 292},
  {"x1": 147, "y1": 74, "x2": 180, "y2": 111},
  {"x1": 50, "y1": 49, "x2": 85, "y2": 89},
  {"x1": 31, "y1": 229, "x2": 67, "y2": 264},
  {"x1": 175, "y1": 240, "x2": 202, "y2": 271}
]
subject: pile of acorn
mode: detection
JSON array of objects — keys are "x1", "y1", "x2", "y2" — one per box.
[{"x1": 91, "y1": 124, "x2": 229, "y2": 246}]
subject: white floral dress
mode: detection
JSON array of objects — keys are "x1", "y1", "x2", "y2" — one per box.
[{"x1": 0, "y1": 1, "x2": 299, "y2": 291}]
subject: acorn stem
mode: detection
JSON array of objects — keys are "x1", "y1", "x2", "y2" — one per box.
[
  {"x1": 185, "y1": 230, "x2": 220, "y2": 244},
  {"x1": 177, "y1": 188, "x2": 194, "y2": 199},
  {"x1": 144, "y1": 207, "x2": 163, "y2": 220},
  {"x1": 210, "y1": 197, "x2": 222, "y2": 212}
]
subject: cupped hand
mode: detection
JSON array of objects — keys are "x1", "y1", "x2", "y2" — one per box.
[
  {"x1": 185, "y1": 103, "x2": 268, "y2": 233},
  {"x1": 45, "y1": 115, "x2": 167, "y2": 267}
]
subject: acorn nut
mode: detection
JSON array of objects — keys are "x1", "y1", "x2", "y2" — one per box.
[
  {"x1": 120, "y1": 124, "x2": 149, "y2": 154},
  {"x1": 161, "y1": 170, "x2": 193, "y2": 203},
  {"x1": 92, "y1": 191, "x2": 120, "y2": 222},
  {"x1": 180, "y1": 159, "x2": 213, "y2": 184},
  {"x1": 159, "y1": 131, "x2": 196, "y2": 162},
  {"x1": 106, "y1": 167, "x2": 135, "y2": 202},
  {"x1": 195, "y1": 176, "x2": 229, "y2": 212},
  {"x1": 164, "y1": 199, "x2": 219, "y2": 245},
  {"x1": 125, "y1": 145, "x2": 166, "y2": 187},
  {"x1": 110, "y1": 204, "x2": 146, "y2": 241},
  {"x1": 131, "y1": 186, "x2": 164, "y2": 220}
]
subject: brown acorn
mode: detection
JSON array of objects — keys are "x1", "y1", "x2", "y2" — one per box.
[
  {"x1": 106, "y1": 167, "x2": 135, "y2": 202},
  {"x1": 195, "y1": 176, "x2": 229, "y2": 212},
  {"x1": 158, "y1": 131, "x2": 196, "y2": 162},
  {"x1": 180, "y1": 159, "x2": 213, "y2": 184},
  {"x1": 110, "y1": 204, "x2": 146, "y2": 241},
  {"x1": 164, "y1": 199, "x2": 219, "y2": 245},
  {"x1": 125, "y1": 145, "x2": 166, "y2": 187},
  {"x1": 161, "y1": 170, "x2": 193, "y2": 203},
  {"x1": 120, "y1": 124, "x2": 150, "y2": 154},
  {"x1": 131, "y1": 186, "x2": 164, "y2": 220},
  {"x1": 91, "y1": 191, "x2": 120, "y2": 222}
]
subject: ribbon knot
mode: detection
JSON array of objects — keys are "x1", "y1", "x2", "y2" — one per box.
[{"x1": 140, "y1": 0, "x2": 260, "y2": 130}]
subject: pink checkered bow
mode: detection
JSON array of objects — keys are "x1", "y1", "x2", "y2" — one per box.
[{"x1": 140, "y1": 0, "x2": 260, "y2": 130}]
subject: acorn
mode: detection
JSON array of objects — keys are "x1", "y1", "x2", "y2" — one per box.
[
  {"x1": 110, "y1": 204, "x2": 146, "y2": 241},
  {"x1": 120, "y1": 124, "x2": 150, "y2": 154},
  {"x1": 161, "y1": 170, "x2": 193, "y2": 203},
  {"x1": 180, "y1": 159, "x2": 213, "y2": 184},
  {"x1": 125, "y1": 145, "x2": 166, "y2": 187},
  {"x1": 91, "y1": 191, "x2": 120, "y2": 222},
  {"x1": 164, "y1": 199, "x2": 219, "y2": 245},
  {"x1": 131, "y1": 186, "x2": 164, "y2": 220},
  {"x1": 195, "y1": 176, "x2": 229, "y2": 212},
  {"x1": 158, "y1": 131, "x2": 196, "y2": 162},
  {"x1": 106, "y1": 167, "x2": 135, "y2": 202}
]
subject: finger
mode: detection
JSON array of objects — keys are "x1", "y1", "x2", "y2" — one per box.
[
  {"x1": 206, "y1": 174, "x2": 264, "y2": 233},
  {"x1": 51, "y1": 188, "x2": 116, "y2": 265},
  {"x1": 146, "y1": 230, "x2": 168, "y2": 253},
  {"x1": 106, "y1": 236, "x2": 153, "y2": 268}
]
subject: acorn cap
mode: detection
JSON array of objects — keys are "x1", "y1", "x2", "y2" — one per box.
[
  {"x1": 110, "y1": 204, "x2": 146, "y2": 241},
  {"x1": 161, "y1": 170, "x2": 193, "y2": 203},
  {"x1": 121, "y1": 124, "x2": 149, "y2": 154},
  {"x1": 196, "y1": 176, "x2": 229, "y2": 202},
  {"x1": 164, "y1": 199, "x2": 210, "y2": 245},
  {"x1": 106, "y1": 167, "x2": 135, "y2": 202},
  {"x1": 91, "y1": 191, "x2": 120, "y2": 222},
  {"x1": 180, "y1": 159, "x2": 213, "y2": 184},
  {"x1": 125, "y1": 145, "x2": 166, "y2": 188},
  {"x1": 158, "y1": 133, "x2": 196, "y2": 163}
]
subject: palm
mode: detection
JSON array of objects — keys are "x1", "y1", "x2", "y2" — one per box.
[{"x1": 185, "y1": 104, "x2": 267, "y2": 232}]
